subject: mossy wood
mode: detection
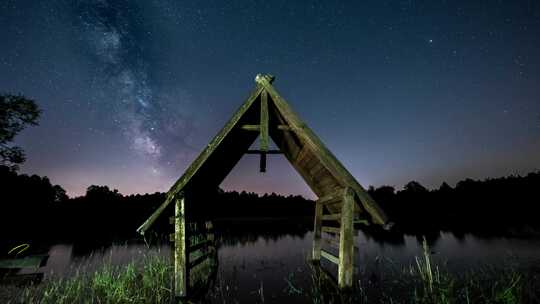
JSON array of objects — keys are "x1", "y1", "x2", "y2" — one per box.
[{"x1": 136, "y1": 74, "x2": 390, "y2": 294}]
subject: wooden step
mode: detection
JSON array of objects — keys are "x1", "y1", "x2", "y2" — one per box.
[
  {"x1": 322, "y1": 226, "x2": 340, "y2": 234},
  {"x1": 322, "y1": 213, "x2": 341, "y2": 221},
  {"x1": 320, "y1": 249, "x2": 339, "y2": 265},
  {"x1": 353, "y1": 219, "x2": 369, "y2": 225}
]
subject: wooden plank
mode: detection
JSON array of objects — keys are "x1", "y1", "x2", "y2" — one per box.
[
  {"x1": 316, "y1": 175, "x2": 339, "y2": 192},
  {"x1": 260, "y1": 89, "x2": 269, "y2": 152},
  {"x1": 277, "y1": 125, "x2": 292, "y2": 130},
  {"x1": 322, "y1": 213, "x2": 341, "y2": 221},
  {"x1": 174, "y1": 197, "x2": 187, "y2": 297},
  {"x1": 309, "y1": 163, "x2": 327, "y2": 178},
  {"x1": 256, "y1": 76, "x2": 389, "y2": 225},
  {"x1": 294, "y1": 145, "x2": 311, "y2": 167},
  {"x1": 189, "y1": 240, "x2": 211, "y2": 253},
  {"x1": 322, "y1": 226, "x2": 340, "y2": 234},
  {"x1": 321, "y1": 249, "x2": 339, "y2": 265},
  {"x1": 302, "y1": 153, "x2": 319, "y2": 172},
  {"x1": 137, "y1": 85, "x2": 264, "y2": 235},
  {"x1": 312, "y1": 201, "x2": 323, "y2": 261},
  {"x1": 240, "y1": 124, "x2": 260, "y2": 131},
  {"x1": 354, "y1": 219, "x2": 369, "y2": 225},
  {"x1": 318, "y1": 188, "x2": 346, "y2": 206},
  {"x1": 0, "y1": 255, "x2": 48, "y2": 269},
  {"x1": 245, "y1": 150, "x2": 282, "y2": 154},
  {"x1": 189, "y1": 251, "x2": 211, "y2": 269},
  {"x1": 242, "y1": 124, "x2": 291, "y2": 131},
  {"x1": 338, "y1": 188, "x2": 354, "y2": 289},
  {"x1": 260, "y1": 90, "x2": 268, "y2": 173}
]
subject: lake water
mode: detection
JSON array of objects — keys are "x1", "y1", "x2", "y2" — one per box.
[{"x1": 17, "y1": 219, "x2": 540, "y2": 302}]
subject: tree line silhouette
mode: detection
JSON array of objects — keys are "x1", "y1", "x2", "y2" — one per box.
[
  {"x1": 368, "y1": 172, "x2": 540, "y2": 238},
  {"x1": 1, "y1": 164, "x2": 539, "y2": 246}
]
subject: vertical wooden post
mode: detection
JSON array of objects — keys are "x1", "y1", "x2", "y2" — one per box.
[
  {"x1": 174, "y1": 196, "x2": 187, "y2": 298},
  {"x1": 259, "y1": 89, "x2": 269, "y2": 172},
  {"x1": 312, "y1": 201, "x2": 323, "y2": 262},
  {"x1": 338, "y1": 187, "x2": 354, "y2": 289}
]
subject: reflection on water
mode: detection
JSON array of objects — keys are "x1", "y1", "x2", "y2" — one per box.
[{"x1": 18, "y1": 219, "x2": 540, "y2": 301}]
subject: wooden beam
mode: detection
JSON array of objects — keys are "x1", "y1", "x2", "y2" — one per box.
[
  {"x1": 174, "y1": 197, "x2": 187, "y2": 297},
  {"x1": 322, "y1": 226, "x2": 340, "y2": 234},
  {"x1": 245, "y1": 150, "x2": 282, "y2": 154},
  {"x1": 189, "y1": 251, "x2": 211, "y2": 269},
  {"x1": 136, "y1": 84, "x2": 264, "y2": 235},
  {"x1": 321, "y1": 249, "x2": 339, "y2": 265},
  {"x1": 260, "y1": 90, "x2": 269, "y2": 152},
  {"x1": 260, "y1": 90, "x2": 269, "y2": 173},
  {"x1": 256, "y1": 76, "x2": 389, "y2": 226},
  {"x1": 338, "y1": 187, "x2": 354, "y2": 289},
  {"x1": 317, "y1": 188, "x2": 346, "y2": 206},
  {"x1": 322, "y1": 213, "x2": 341, "y2": 221},
  {"x1": 277, "y1": 125, "x2": 292, "y2": 131},
  {"x1": 240, "y1": 124, "x2": 260, "y2": 131},
  {"x1": 354, "y1": 219, "x2": 369, "y2": 225},
  {"x1": 241, "y1": 124, "x2": 291, "y2": 131},
  {"x1": 189, "y1": 240, "x2": 211, "y2": 253},
  {"x1": 312, "y1": 201, "x2": 323, "y2": 262}
]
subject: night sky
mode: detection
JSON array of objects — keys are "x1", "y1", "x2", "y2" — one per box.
[{"x1": 1, "y1": 1, "x2": 539, "y2": 198}]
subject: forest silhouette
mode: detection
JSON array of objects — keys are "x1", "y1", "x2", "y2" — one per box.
[{"x1": 1, "y1": 164, "x2": 539, "y2": 247}]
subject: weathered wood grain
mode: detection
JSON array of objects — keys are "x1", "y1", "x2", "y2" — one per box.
[
  {"x1": 174, "y1": 196, "x2": 187, "y2": 297},
  {"x1": 321, "y1": 249, "x2": 339, "y2": 265},
  {"x1": 312, "y1": 201, "x2": 323, "y2": 261},
  {"x1": 338, "y1": 188, "x2": 354, "y2": 289}
]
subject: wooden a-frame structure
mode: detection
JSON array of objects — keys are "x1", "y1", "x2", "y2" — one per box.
[{"x1": 137, "y1": 74, "x2": 390, "y2": 297}]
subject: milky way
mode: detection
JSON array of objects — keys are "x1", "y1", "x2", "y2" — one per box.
[{"x1": 77, "y1": 0, "x2": 195, "y2": 175}]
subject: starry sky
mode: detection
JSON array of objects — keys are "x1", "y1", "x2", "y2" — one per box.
[{"x1": 1, "y1": 0, "x2": 539, "y2": 198}]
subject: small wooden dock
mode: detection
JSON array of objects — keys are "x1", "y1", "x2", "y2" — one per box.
[{"x1": 0, "y1": 254, "x2": 48, "y2": 285}]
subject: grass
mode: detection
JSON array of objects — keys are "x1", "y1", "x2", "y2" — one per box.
[
  {"x1": 11, "y1": 254, "x2": 172, "y2": 304},
  {"x1": 2, "y1": 244, "x2": 538, "y2": 304}
]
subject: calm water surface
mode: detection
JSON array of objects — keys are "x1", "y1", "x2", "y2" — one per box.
[{"x1": 19, "y1": 220, "x2": 540, "y2": 302}]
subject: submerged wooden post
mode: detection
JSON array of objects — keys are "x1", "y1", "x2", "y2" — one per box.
[
  {"x1": 312, "y1": 201, "x2": 323, "y2": 262},
  {"x1": 338, "y1": 187, "x2": 354, "y2": 289},
  {"x1": 174, "y1": 196, "x2": 187, "y2": 298}
]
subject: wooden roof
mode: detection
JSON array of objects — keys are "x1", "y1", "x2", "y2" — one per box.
[{"x1": 137, "y1": 74, "x2": 389, "y2": 235}]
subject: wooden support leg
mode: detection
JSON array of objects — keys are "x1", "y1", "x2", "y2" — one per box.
[
  {"x1": 174, "y1": 197, "x2": 187, "y2": 298},
  {"x1": 338, "y1": 188, "x2": 354, "y2": 289},
  {"x1": 312, "y1": 201, "x2": 323, "y2": 262}
]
